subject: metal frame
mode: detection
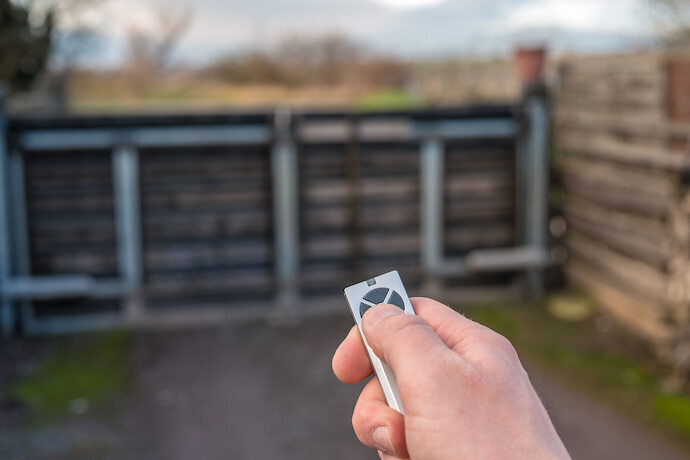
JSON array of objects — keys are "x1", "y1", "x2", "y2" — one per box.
[
  {"x1": 113, "y1": 145, "x2": 144, "y2": 321},
  {"x1": 0, "y1": 104, "x2": 550, "y2": 336},
  {"x1": 20, "y1": 125, "x2": 272, "y2": 151},
  {"x1": 271, "y1": 109, "x2": 300, "y2": 318},
  {"x1": 0, "y1": 91, "x2": 12, "y2": 337},
  {"x1": 523, "y1": 91, "x2": 550, "y2": 297},
  {"x1": 417, "y1": 101, "x2": 550, "y2": 282},
  {"x1": 420, "y1": 138, "x2": 445, "y2": 274}
]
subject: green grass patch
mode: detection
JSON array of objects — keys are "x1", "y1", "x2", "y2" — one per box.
[
  {"x1": 463, "y1": 302, "x2": 690, "y2": 445},
  {"x1": 10, "y1": 331, "x2": 130, "y2": 422},
  {"x1": 356, "y1": 89, "x2": 423, "y2": 111}
]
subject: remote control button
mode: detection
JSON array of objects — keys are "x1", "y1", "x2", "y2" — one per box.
[
  {"x1": 360, "y1": 302, "x2": 372, "y2": 317},
  {"x1": 388, "y1": 291, "x2": 405, "y2": 310},
  {"x1": 363, "y1": 288, "x2": 388, "y2": 305}
]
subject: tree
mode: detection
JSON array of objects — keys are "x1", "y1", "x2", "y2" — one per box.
[
  {"x1": 647, "y1": 0, "x2": 690, "y2": 47},
  {"x1": 123, "y1": 5, "x2": 192, "y2": 95},
  {"x1": 0, "y1": 0, "x2": 53, "y2": 92}
]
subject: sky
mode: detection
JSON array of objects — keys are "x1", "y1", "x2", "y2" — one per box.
[{"x1": 83, "y1": 0, "x2": 654, "y2": 66}]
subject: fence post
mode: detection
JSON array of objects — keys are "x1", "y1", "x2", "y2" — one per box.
[
  {"x1": 523, "y1": 86, "x2": 549, "y2": 298},
  {"x1": 271, "y1": 108, "x2": 300, "y2": 318},
  {"x1": 9, "y1": 149, "x2": 34, "y2": 333},
  {"x1": 113, "y1": 145, "x2": 144, "y2": 321},
  {"x1": 0, "y1": 88, "x2": 13, "y2": 337},
  {"x1": 420, "y1": 137, "x2": 445, "y2": 293}
]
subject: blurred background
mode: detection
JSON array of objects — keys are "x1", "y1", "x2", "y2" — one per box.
[{"x1": 2, "y1": 0, "x2": 690, "y2": 459}]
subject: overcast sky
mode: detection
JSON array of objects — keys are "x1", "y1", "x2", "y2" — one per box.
[{"x1": 89, "y1": 0, "x2": 654, "y2": 65}]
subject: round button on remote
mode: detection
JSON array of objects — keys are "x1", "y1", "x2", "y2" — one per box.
[
  {"x1": 359, "y1": 289, "x2": 406, "y2": 317},
  {"x1": 388, "y1": 291, "x2": 405, "y2": 309},
  {"x1": 363, "y1": 288, "x2": 388, "y2": 304}
]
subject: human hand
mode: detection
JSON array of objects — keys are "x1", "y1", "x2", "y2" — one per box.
[{"x1": 332, "y1": 297, "x2": 570, "y2": 459}]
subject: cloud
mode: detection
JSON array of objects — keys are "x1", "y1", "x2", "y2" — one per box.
[
  {"x1": 369, "y1": 0, "x2": 447, "y2": 9},
  {"x1": 501, "y1": 0, "x2": 647, "y2": 34},
  {"x1": 79, "y1": 0, "x2": 655, "y2": 67}
]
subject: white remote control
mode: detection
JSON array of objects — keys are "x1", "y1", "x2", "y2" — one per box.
[{"x1": 344, "y1": 270, "x2": 415, "y2": 414}]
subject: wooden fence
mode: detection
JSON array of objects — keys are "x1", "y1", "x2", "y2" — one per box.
[
  {"x1": 0, "y1": 100, "x2": 550, "y2": 335},
  {"x1": 556, "y1": 53, "x2": 690, "y2": 369}
]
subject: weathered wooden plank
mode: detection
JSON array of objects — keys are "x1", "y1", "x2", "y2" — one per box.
[
  {"x1": 559, "y1": 155, "x2": 676, "y2": 197},
  {"x1": 144, "y1": 241, "x2": 271, "y2": 270},
  {"x1": 301, "y1": 195, "x2": 512, "y2": 232},
  {"x1": 33, "y1": 253, "x2": 118, "y2": 275},
  {"x1": 564, "y1": 196, "x2": 668, "y2": 240},
  {"x1": 30, "y1": 196, "x2": 114, "y2": 213},
  {"x1": 558, "y1": 86, "x2": 665, "y2": 112},
  {"x1": 143, "y1": 189, "x2": 269, "y2": 208},
  {"x1": 555, "y1": 108, "x2": 690, "y2": 139},
  {"x1": 144, "y1": 210, "x2": 270, "y2": 238},
  {"x1": 303, "y1": 232, "x2": 420, "y2": 259},
  {"x1": 559, "y1": 53, "x2": 665, "y2": 75},
  {"x1": 446, "y1": 172, "x2": 513, "y2": 195},
  {"x1": 567, "y1": 231, "x2": 668, "y2": 302},
  {"x1": 146, "y1": 269, "x2": 273, "y2": 296},
  {"x1": 566, "y1": 261, "x2": 675, "y2": 344},
  {"x1": 445, "y1": 223, "x2": 514, "y2": 249},
  {"x1": 561, "y1": 171, "x2": 671, "y2": 218},
  {"x1": 564, "y1": 207, "x2": 671, "y2": 267}
]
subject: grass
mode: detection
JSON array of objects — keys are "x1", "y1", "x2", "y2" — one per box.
[
  {"x1": 356, "y1": 89, "x2": 423, "y2": 111},
  {"x1": 463, "y1": 298, "x2": 690, "y2": 446},
  {"x1": 10, "y1": 331, "x2": 131, "y2": 422}
]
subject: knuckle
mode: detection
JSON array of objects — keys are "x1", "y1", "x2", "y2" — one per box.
[
  {"x1": 492, "y1": 333, "x2": 517, "y2": 356},
  {"x1": 479, "y1": 329, "x2": 518, "y2": 358}
]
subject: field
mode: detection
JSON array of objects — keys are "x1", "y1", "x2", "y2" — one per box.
[{"x1": 62, "y1": 58, "x2": 520, "y2": 113}]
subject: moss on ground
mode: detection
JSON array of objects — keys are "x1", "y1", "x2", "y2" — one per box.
[
  {"x1": 10, "y1": 331, "x2": 130, "y2": 422},
  {"x1": 462, "y1": 300, "x2": 690, "y2": 446}
]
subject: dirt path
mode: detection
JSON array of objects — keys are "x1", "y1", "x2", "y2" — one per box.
[
  {"x1": 527, "y1": 363, "x2": 688, "y2": 460},
  {"x1": 3, "y1": 314, "x2": 689, "y2": 459}
]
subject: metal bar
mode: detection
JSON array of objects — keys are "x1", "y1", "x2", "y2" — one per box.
[
  {"x1": 4, "y1": 276, "x2": 126, "y2": 300},
  {"x1": 20, "y1": 125, "x2": 272, "y2": 151},
  {"x1": 0, "y1": 90, "x2": 13, "y2": 337},
  {"x1": 464, "y1": 246, "x2": 550, "y2": 273},
  {"x1": 420, "y1": 138, "x2": 445, "y2": 275},
  {"x1": 8, "y1": 150, "x2": 36, "y2": 333},
  {"x1": 514, "y1": 117, "x2": 528, "y2": 247},
  {"x1": 414, "y1": 119, "x2": 518, "y2": 140},
  {"x1": 113, "y1": 146, "x2": 144, "y2": 320},
  {"x1": 27, "y1": 312, "x2": 124, "y2": 335},
  {"x1": 524, "y1": 93, "x2": 550, "y2": 298},
  {"x1": 18, "y1": 119, "x2": 514, "y2": 151},
  {"x1": 271, "y1": 109, "x2": 300, "y2": 316}
]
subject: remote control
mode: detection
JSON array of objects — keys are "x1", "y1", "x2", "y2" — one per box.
[{"x1": 344, "y1": 270, "x2": 415, "y2": 413}]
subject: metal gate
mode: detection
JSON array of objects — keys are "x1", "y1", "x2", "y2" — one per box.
[{"x1": 0, "y1": 94, "x2": 549, "y2": 336}]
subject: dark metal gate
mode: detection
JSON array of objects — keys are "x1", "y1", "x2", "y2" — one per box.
[{"x1": 0, "y1": 96, "x2": 549, "y2": 336}]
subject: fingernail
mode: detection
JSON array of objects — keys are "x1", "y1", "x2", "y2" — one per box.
[
  {"x1": 363, "y1": 305, "x2": 402, "y2": 330},
  {"x1": 372, "y1": 426, "x2": 395, "y2": 456}
]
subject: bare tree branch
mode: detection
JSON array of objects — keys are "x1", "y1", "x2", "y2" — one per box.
[{"x1": 647, "y1": 0, "x2": 690, "y2": 47}]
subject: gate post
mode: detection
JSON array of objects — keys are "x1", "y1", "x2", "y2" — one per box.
[
  {"x1": 420, "y1": 137, "x2": 445, "y2": 294},
  {"x1": 113, "y1": 145, "x2": 144, "y2": 321},
  {"x1": 0, "y1": 88, "x2": 13, "y2": 337},
  {"x1": 271, "y1": 108, "x2": 300, "y2": 318},
  {"x1": 522, "y1": 85, "x2": 549, "y2": 298}
]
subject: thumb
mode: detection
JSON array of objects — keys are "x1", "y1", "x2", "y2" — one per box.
[{"x1": 361, "y1": 304, "x2": 450, "y2": 383}]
